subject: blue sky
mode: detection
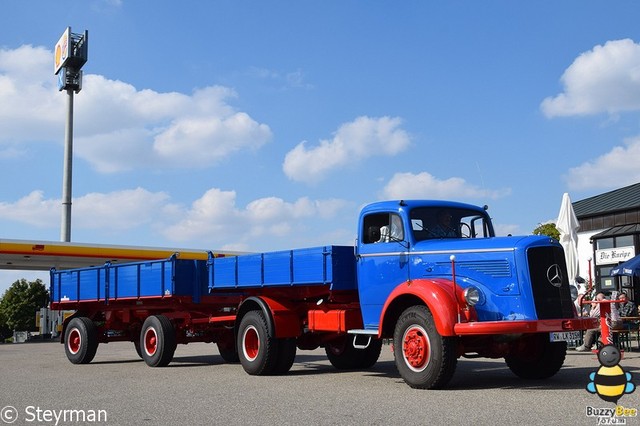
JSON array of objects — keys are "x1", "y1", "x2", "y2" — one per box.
[{"x1": 2, "y1": 1, "x2": 640, "y2": 293}]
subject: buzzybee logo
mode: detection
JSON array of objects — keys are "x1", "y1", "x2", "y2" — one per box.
[
  {"x1": 587, "y1": 345, "x2": 635, "y2": 403},
  {"x1": 585, "y1": 345, "x2": 637, "y2": 424}
]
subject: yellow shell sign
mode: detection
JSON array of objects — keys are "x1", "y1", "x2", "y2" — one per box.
[{"x1": 54, "y1": 27, "x2": 70, "y2": 75}]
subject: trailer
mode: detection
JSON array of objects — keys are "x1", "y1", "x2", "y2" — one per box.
[{"x1": 51, "y1": 200, "x2": 598, "y2": 389}]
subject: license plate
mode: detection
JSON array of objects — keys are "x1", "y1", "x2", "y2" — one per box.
[{"x1": 549, "y1": 331, "x2": 581, "y2": 342}]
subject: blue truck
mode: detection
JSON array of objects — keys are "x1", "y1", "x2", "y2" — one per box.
[{"x1": 50, "y1": 199, "x2": 597, "y2": 389}]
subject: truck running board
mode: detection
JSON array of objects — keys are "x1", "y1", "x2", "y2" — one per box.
[{"x1": 347, "y1": 329, "x2": 378, "y2": 349}]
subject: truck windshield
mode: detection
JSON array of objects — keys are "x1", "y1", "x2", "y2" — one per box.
[{"x1": 409, "y1": 207, "x2": 493, "y2": 241}]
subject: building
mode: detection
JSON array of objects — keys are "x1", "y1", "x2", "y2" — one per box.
[{"x1": 573, "y1": 182, "x2": 640, "y2": 304}]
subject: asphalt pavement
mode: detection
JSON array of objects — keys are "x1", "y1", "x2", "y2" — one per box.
[{"x1": 0, "y1": 340, "x2": 638, "y2": 426}]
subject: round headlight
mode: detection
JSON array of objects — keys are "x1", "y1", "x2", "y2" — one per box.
[
  {"x1": 463, "y1": 286, "x2": 483, "y2": 306},
  {"x1": 569, "y1": 284, "x2": 578, "y2": 301}
]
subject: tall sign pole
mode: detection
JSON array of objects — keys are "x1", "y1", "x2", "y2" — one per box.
[{"x1": 54, "y1": 27, "x2": 88, "y2": 242}]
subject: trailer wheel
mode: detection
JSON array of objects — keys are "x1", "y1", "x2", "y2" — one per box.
[
  {"x1": 64, "y1": 317, "x2": 99, "y2": 364},
  {"x1": 133, "y1": 340, "x2": 143, "y2": 359},
  {"x1": 505, "y1": 334, "x2": 567, "y2": 379},
  {"x1": 140, "y1": 315, "x2": 176, "y2": 367},
  {"x1": 217, "y1": 338, "x2": 239, "y2": 363},
  {"x1": 325, "y1": 335, "x2": 382, "y2": 370},
  {"x1": 393, "y1": 305, "x2": 457, "y2": 389},
  {"x1": 273, "y1": 338, "x2": 297, "y2": 374},
  {"x1": 237, "y1": 310, "x2": 279, "y2": 375}
]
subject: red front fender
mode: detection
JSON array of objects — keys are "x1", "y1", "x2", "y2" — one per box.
[{"x1": 380, "y1": 278, "x2": 463, "y2": 337}]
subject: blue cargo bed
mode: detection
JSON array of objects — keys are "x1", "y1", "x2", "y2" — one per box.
[
  {"x1": 50, "y1": 255, "x2": 208, "y2": 304},
  {"x1": 208, "y1": 245, "x2": 357, "y2": 291}
]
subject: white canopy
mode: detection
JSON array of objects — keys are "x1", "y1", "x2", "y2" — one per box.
[{"x1": 556, "y1": 193, "x2": 581, "y2": 287}]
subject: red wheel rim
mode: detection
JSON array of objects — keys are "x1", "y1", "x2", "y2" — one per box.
[
  {"x1": 402, "y1": 325, "x2": 430, "y2": 372},
  {"x1": 144, "y1": 327, "x2": 158, "y2": 356},
  {"x1": 67, "y1": 328, "x2": 81, "y2": 354},
  {"x1": 242, "y1": 325, "x2": 260, "y2": 361}
]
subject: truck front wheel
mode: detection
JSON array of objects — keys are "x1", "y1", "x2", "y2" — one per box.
[
  {"x1": 65, "y1": 317, "x2": 99, "y2": 364},
  {"x1": 393, "y1": 305, "x2": 457, "y2": 389},
  {"x1": 238, "y1": 310, "x2": 279, "y2": 375},
  {"x1": 505, "y1": 333, "x2": 567, "y2": 379},
  {"x1": 140, "y1": 315, "x2": 176, "y2": 367}
]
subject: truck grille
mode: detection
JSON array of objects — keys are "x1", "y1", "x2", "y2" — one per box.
[{"x1": 527, "y1": 246, "x2": 574, "y2": 319}]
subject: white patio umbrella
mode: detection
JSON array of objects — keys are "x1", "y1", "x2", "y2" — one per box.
[{"x1": 556, "y1": 192, "x2": 581, "y2": 291}]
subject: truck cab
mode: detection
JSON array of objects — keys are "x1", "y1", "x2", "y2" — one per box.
[
  {"x1": 357, "y1": 200, "x2": 495, "y2": 328},
  {"x1": 354, "y1": 200, "x2": 594, "y2": 388}
]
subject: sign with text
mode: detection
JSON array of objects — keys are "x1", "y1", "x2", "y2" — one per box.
[{"x1": 595, "y1": 246, "x2": 635, "y2": 265}]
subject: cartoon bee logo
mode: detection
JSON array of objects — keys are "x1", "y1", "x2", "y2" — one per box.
[{"x1": 587, "y1": 345, "x2": 636, "y2": 403}]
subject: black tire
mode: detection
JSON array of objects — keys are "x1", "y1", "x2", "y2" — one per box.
[
  {"x1": 393, "y1": 305, "x2": 457, "y2": 389},
  {"x1": 217, "y1": 338, "x2": 240, "y2": 363},
  {"x1": 505, "y1": 334, "x2": 567, "y2": 379},
  {"x1": 64, "y1": 317, "x2": 99, "y2": 364},
  {"x1": 140, "y1": 315, "x2": 176, "y2": 367},
  {"x1": 133, "y1": 340, "x2": 143, "y2": 359},
  {"x1": 325, "y1": 335, "x2": 382, "y2": 370},
  {"x1": 237, "y1": 310, "x2": 279, "y2": 375},
  {"x1": 273, "y1": 338, "x2": 297, "y2": 374}
]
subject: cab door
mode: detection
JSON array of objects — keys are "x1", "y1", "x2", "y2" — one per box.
[{"x1": 357, "y1": 212, "x2": 410, "y2": 329}]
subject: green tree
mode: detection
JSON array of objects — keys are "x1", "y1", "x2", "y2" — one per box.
[
  {"x1": 533, "y1": 222, "x2": 560, "y2": 241},
  {"x1": 0, "y1": 306, "x2": 9, "y2": 340},
  {"x1": 0, "y1": 279, "x2": 49, "y2": 332}
]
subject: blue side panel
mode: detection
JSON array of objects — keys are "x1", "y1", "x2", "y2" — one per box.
[
  {"x1": 78, "y1": 268, "x2": 103, "y2": 301},
  {"x1": 54, "y1": 270, "x2": 77, "y2": 302},
  {"x1": 211, "y1": 256, "x2": 238, "y2": 288},
  {"x1": 50, "y1": 257, "x2": 208, "y2": 303},
  {"x1": 325, "y1": 246, "x2": 357, "y2": 291},
  {"x1": 50, "y1": 266, "x2": 106, "y2": 303},
  {"x1": 173, "y1": 260, "x2": 208, "y2": 301},
  {"x1": 139, "y1": 262, "x2": 169, "y2": 297},
  {"x1": 207, "y1": 246, "x2": 357, "y2": 291},
  {"x1": 238, "y1": 254, "x2": 264, "y2": 287},
  {"x1": 292, "y1": 247, "x2": 328, "y2": 285},
  {"x1": 264, "y1": 250, "x2": 292, "y2": 285},
  {"x1": 112, "y1": 263, "x2": 139, "y2": 299}
]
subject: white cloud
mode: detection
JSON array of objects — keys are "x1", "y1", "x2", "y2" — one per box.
[
  {"x1": 153, "y1": 111, "x2": 271, "y2": 168},
  {"x1": 564, "y1": 136, "x2": 640, "y2": 190},
  {"x1": 541, "y1": 39, "x2": 640, "y2": 117},
  {"x1": 0, "y1": 45, "x2": 272, "y2": 172},
  {"x1": 161, "y1": 188, "x2": 243, "y2": 244},
  {"x1": 73, "y1": 188, "x2": 171, "y2": 230},
  {"x1": 75, "y1": 79, "x2": 272, "y2": 171},
  {"x1": 0, "y1": 188, "x2": 170, "y2": 230},
  {"x1": 380, "y1": 172, "x2": 510, "y2": 200},
  {"x1": 163, "y1": 190, "x2": 348, "y2": 248},
  {"x1": 0, "y1": 187, "x2": 349, "y2": 251},
  {"x1": 283, "y1": 116, "x2": 411, "y2": 183},
  {"x1": 0, "y1": 45, "x2": 63, "y2": 142},
  {"x1": 0, "y1": 191, "x2": 58, "y2": 227}
]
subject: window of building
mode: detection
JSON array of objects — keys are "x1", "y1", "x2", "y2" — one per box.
[
  {"x1": 597, "y1": 238, "x2": 614, "y2": 250},
  {"x1": 598, "y1": 266, "x2": 616, "y2": 291},
  {"x1": 616, "y1": 234, "x2": 634, "y2": 248}
]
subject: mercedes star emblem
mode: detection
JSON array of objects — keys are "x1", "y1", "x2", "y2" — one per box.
[{"x1": 546, "y1": 264, "x2": 563, "y2": 288}]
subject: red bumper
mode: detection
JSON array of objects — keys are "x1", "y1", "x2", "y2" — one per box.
[{"x1": 453, "y1": 317, "x2": 598, "y2": 336}]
